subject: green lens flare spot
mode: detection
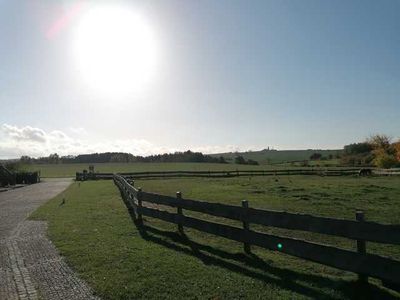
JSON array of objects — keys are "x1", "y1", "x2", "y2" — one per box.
[{"x1": 277, "y1": 243, "x2": 283, "y2": 250}]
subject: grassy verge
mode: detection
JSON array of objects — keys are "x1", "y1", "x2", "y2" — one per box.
[{"x1": 31, "y1": 176, "x2": 400, "y2": 299}]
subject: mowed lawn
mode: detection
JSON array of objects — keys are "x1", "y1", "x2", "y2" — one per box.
[{"x1": 31, "y1": 175, "x2": 400, "y2": 299}]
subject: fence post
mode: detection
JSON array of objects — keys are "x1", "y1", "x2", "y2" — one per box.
[
  {"x1": 137, "y1": 187, "x2": 143, "y2": 226},
  {"x1": 129, "y1": 180, "x2": 136, "y2": 216},
  {"x1": 177, "y1": 191, "x2": 184, "y2": 234},
  {"x1": 356, "y1": 210, "x2": 367, "y2": 283},
  {"x1": 122, "y1": 185, "x2": 127, "y2": 200},
  {"x1": 242, "y1": 200, "x2": 251, "y2": 254},
  {"x1": 130, "y1": 179, "x2": 136, "y2": 205},
  {"x1": 128, "y1": 191, "x2": 135, "y2": 219}
]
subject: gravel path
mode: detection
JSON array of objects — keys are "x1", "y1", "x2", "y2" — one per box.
[{"x1": 0, "y1": 179, "x2": 98, "y2": 300}]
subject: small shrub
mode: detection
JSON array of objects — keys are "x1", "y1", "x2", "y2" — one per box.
[
  {"x1": 234, "y1": 156, "x2": 247, "y2": 164},
  {"x1": 373, "y1": 149, "x2": 398, "y2": 168},
  {"x1": 247, "y1": 159, "x2": 259, "y2": 165},
  {"x1": 310, "y1": 153, "x2": 322, "y2": 160}
]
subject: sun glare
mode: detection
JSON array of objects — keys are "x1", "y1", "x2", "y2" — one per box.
[{"x1": 73, "y1": 5, "x2": 157, "y2": 96}]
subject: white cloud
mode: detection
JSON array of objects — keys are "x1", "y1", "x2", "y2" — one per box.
[
  {"x1": 2, "y1": 124, "x2": 47, "y2": 143},
  {"x1": 50, "y1": 130, "x2": 69, "y2": 140},
  {"x1": 0, "y1": 123, "x2": 243, "y2": 159}
]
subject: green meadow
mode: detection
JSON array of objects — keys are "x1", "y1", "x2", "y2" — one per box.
[
  {"x1": 23, "y1": 162, "x2": 268, "y2": 177},
  {"x1": 31, "y1": 174, "x2": 400, "y2": 299},
  {"x1": 24, "y1": 161, "x2": 349, "y2": 178},
  {"x1": 211, "y1": 149, "x2": 342, "y2": 164}
]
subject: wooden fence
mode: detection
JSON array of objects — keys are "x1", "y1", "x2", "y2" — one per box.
[
  {"x1": 77, "y1": 168, "x2": 364, "y2": 181},
  {"x1": 1, "y1": 165, "x2": 40, "y2": 186},
  {"x1": 113, "y1": 174, "x2": 400, "y2": 290},
  {"x1": 0, "y1": 165, "x2": 16, "y2": 186},
  {"x1": 374, "y1": 168, "x2": 400, "y2": 176}
]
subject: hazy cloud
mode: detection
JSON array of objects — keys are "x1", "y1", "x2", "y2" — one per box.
[
  {"x1": 0, "y1": 124, "x2": 248, "y2": 159},
  {"x1": 2, "y1": 124, "x2": 47, "y2": 143}
]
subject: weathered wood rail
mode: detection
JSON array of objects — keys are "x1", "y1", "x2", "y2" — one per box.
[
  {"x1": 374, "y1": 168, "x2": 400, "y2": 176},
  {"x1": 77, "y1": 168, "x2": 364, "y2": 181},
  {"x1": 0, "y1": 165, "x2": 16, "y2": 186},
  {"x1": 113, "y1": 174, "x2": 400, "y2": 290},
  {"x1": 0, "y1": 165, "x2": 40, "y2": 186}
]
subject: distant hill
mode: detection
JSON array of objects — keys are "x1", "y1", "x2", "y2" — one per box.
[{"x1": 210, "y1": 149, "x2": 342, "y2": 165}]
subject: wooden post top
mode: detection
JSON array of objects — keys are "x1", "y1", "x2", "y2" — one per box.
[{"x1": 356, "y1": 211, "x2": 365, "y2": 221}]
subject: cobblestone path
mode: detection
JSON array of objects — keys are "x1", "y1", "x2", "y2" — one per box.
[{"x1": 0, "y1": 179, "x2": 98, "y2": 300}]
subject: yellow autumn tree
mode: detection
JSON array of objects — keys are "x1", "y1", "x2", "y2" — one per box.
[
  {"x1": 368, "y1": 135, "x2": 397, "y2": 168},
  {"x1": 394, "y1": 141, "x2": 400, "y2": 162}
]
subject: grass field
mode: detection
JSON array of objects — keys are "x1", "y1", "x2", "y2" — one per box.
[
  {"x1": 31, "y1": 175, "x2": 400, "y2": 299},
  {"x1": 23, "y1": 162, "x2": 271, "y2": 177},
  {"x1": 211, "y1": 149, "x2": 342, "y2": 164},
  {"x1": 24, "y1": 162, "x2": 351, "y2": 178}
]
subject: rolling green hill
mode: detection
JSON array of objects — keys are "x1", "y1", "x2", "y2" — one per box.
[{"x1": 211, "y1": 149, "x2": 343, "y2": 165}]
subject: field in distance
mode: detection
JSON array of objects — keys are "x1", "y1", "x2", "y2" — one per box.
[
  {"x1": 23, "y1": 161, "x2": 353, "y2": 178},
  {"x1": 31, "y1": 175, "x2": 400, "y2": 299},
  {"x1": 23, "y1": 162, "x2": 269, "y2": 177},
  {"x1": 212, "y1": 149, "x2": 342, "y2": 164}
]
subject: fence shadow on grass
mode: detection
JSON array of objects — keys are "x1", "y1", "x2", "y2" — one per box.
[
  {"x1": 134, "y1": 219, "x2": 398, "y2": 300},
  {"x1": 117, "y1": 189, "x2": 398, "y2": 299}
]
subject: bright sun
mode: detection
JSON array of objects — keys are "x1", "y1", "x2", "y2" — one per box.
[{"x1": 73, "y1": 5, "x2": 157, "y2": 96}]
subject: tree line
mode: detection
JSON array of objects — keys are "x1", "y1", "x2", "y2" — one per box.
[
  {"x1": 16, "y1": 134, "x2": 400, "y2": 168},
  {"x1": 340, "y1": 134, "x2": 400, "y2": 168},
  {"x1": 20, "y1": 150, "x2": 228, "y2": 165}
]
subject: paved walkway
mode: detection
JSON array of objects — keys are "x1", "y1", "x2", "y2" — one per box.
[{"x1": 0, "y1": 179, "x2": 98, "y2": 300}]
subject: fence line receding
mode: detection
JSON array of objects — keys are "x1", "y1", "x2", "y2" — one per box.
[
  {"x1": 113, "y1": 174, "x2": 400, "y2": 291},
  {"x1": 76, "y1": 167, "x2": 376, "y2": 181}
]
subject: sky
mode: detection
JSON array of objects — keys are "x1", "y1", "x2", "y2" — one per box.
[{"x1": 1, "y1": 0, "x2": 399, "y2": 158}]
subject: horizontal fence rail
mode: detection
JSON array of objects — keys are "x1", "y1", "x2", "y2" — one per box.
[
  {"x1": 77, "y1": 168, "x2": 371, "y2": 181},
  {"x1": 140, "y1": 191, "x2": 400, "y2": 245},
  {"x1": 374, "y1": 168, "x2": 400, "y2": 176},
  {"x1": 113, "y1": 174, "x2": 400, "y2": 289},
  {"x1": 138, "y1": 206, "x2": 400, "y2": 282}
]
